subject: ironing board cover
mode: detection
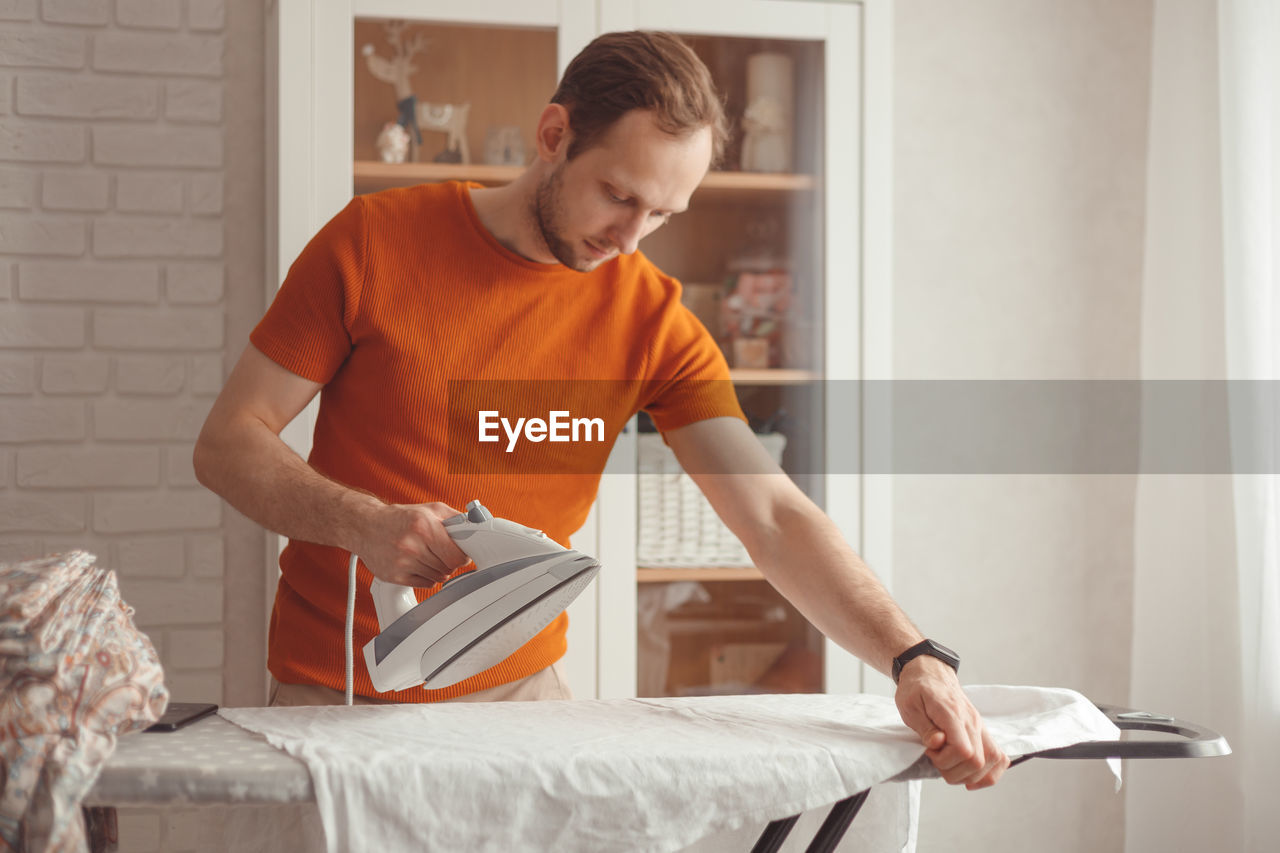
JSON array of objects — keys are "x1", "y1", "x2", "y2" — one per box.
[{"x1": 220, "y1": 685, "x2": 1120, "y2": 853}]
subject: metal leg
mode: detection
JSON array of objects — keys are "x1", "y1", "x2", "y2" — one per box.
[
  {"x1": 804, "y1": 790, "x2": 871, "y2": 853},
  {"x1": 751, "y1": 814, "x2": 800, "y2": 853},
  {"x1": 748, "y1": 789, "x2": 871, "y2": 853}
]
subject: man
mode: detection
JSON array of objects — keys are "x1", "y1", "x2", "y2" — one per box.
[{"x1": 194, "y1": 31, "x2": 1008, "y2": 790}]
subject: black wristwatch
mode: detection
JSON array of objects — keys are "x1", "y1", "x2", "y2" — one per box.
[{"x1": 891, "y1": 639, "x2": 960, "y2": 684}]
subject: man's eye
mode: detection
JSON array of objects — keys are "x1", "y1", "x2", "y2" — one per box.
[{"x1": 607, "y1": 191, "x2": 627, "y2": 203}]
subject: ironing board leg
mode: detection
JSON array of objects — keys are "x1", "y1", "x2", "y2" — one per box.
[
  {"x1": 750, "y1": 814, "x2": 800, "y2": 852},
  {"x1": 748, "y1": 789, "x2": 870, "y2": 853},
  {"x1": 804, "y1": 790, "x2": 871, "y2": 853}
]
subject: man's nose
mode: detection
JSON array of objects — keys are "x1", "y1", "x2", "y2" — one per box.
[{"x1": 609, "y1": 211, "x2": 647, "y2": 255}]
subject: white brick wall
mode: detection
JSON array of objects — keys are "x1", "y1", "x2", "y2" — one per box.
[{"x1": 0, "y1": 7, "x2": 231, "y2": 849}]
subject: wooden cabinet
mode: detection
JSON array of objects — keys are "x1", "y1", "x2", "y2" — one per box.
[{"x1": 270, "y1": 0, "x2": 893, "y2": 701}]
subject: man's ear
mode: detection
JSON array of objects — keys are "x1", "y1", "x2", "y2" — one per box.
[{"x1": 535, "y1": 103, "x2": 571, "y2": 163}]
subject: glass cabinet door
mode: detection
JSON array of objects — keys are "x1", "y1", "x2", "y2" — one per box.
[{"x1": 627, "y1": 28, "x2": 831, "y2": 698}]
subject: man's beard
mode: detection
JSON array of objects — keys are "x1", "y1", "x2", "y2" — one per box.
[{"x1": 532, "y1": 163, "x2": 597, "y2": 272}]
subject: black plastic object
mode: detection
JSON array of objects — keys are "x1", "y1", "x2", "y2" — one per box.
[
  {"x1": 1009, "y1": 702, "x2": 1232, "y2": 766},
  {"x1": 750, "y1": 703, "x2": 1229, "y2": 851},
  {"x1": 144, "y1": 701, "x2": 218, "y2": 733}
]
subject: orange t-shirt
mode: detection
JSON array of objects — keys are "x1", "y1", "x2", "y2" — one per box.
[{"x1": 251, "y1": 181, "x2": 745, "y2": 700}]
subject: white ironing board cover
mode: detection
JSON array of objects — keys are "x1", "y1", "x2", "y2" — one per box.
[{"x1": 219, "y1": 685, "x2": 1120, "y2": 853}]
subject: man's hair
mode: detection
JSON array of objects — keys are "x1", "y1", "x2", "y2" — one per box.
[{"x1": 551, "y1": 31, "x2": 728, "y2": 167}]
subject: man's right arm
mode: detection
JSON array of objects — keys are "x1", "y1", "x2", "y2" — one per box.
[{"x1": 192, "y1": 343, "x2": 466, "y2": 586}]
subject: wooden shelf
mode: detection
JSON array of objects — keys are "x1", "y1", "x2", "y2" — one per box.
[
  {"x1": 729, "y1": 368, "x2": 819, "y2": 385},
  {"x1": 637, "y1": 567, "x2": 766, "y2": 583},
  {"x1": 353, "y1": 161, "x2": 817, "y2": 198}
]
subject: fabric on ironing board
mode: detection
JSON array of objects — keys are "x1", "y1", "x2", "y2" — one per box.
[{"x1": 219, "y1": 685, "x2": 1119, "y2": 853}]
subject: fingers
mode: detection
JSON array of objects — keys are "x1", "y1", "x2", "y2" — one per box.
[
  {"x1": 362, "y1": 502, "x2": 469, "y2": 586},
  {"x1": 925, "y1": 721, "x2": 1009, "y2": 788},
  {"x1": 963, "y1": 729, "x2": 1010, "y2": 790}
]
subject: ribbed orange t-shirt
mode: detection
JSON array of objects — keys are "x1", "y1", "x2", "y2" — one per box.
[{"x1": 252, "y1": 181, "x2": 745, "y2": 701}]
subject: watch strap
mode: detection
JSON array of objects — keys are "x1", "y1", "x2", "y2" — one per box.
[{"x1": 892, "y1": 639, "x2": 960, "y2": 684}]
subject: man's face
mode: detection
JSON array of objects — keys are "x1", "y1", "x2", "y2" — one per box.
[{"x1": 531, "y1": 109, "x2": 713, "y2": 272}]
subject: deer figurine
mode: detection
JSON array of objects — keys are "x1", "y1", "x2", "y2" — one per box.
[{"x1": 362, "y1": 21, "x2": 429, "y2": 144}]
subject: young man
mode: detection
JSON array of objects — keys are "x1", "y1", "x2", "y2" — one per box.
[{"x1": 195, "y1": 31, "x2": 1008, "y2": 789}]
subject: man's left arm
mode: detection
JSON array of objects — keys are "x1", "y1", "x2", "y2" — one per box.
[{"x1": 663, "y1": 416, "x2": 1010, "y2": 789}]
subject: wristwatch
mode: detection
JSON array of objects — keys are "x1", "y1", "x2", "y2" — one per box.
[{"x1": 891, "y1": 639, "x2": 960, "y2": 684}]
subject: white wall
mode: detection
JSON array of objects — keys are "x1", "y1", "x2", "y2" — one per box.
[
  {"x1": 894, "y1": 1, "x2": 1153, "y2": 851},
  {"x1": 0, "y1": 1, "x2": 264, "y2": 849}
]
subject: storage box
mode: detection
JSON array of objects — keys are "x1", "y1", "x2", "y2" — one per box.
[{"x1": 637, "y1": 432, "x2": 787, "y2": 567}]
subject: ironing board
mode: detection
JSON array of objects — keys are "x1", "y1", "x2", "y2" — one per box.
[
  {"x1": 751, "y1": 703, "x2": 1230, "y2": 853},
  {"x1": 81, "y1": 698, "x2": 1228, "y2": 853}
]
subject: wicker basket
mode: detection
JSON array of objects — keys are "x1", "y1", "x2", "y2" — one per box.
[{"x1": 637, "y1": 432, "x2": 787, "y2": 568}]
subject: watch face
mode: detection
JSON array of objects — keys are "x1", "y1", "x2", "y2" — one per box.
[{"x1": 925, "y1": 640, "x2": 959, "y2": 666}]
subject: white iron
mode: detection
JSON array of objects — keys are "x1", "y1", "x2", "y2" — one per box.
[{"x1": 351, "y1": 500, "x2": 600, "y2": 695}]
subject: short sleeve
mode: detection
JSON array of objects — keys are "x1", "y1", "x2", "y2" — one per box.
[
  {"x1": 250, "y1": 197, "x2": 366, "y2": 384},
  {"x1": 640, "y1": 294, "x2": 747, "y2": 433}
]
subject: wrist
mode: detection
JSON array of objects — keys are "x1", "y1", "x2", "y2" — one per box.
[
  {"x1": 898, "y1": 653, "x2": 954, "y2": 681},
  {"x1": 344, "y1": 491, "x2": 388, "y2": 556},
  {"x1": 891, "y1": 638, "x2": 960, "y2": 684}
]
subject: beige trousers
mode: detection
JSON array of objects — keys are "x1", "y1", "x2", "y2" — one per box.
[{"x1": 268, "y1": 661, "x2": 572, "y2": 706}]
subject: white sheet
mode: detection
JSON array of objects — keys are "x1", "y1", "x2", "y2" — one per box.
[{"x1": 219, "y1": 685, "x2": 1120, "y2": 853}]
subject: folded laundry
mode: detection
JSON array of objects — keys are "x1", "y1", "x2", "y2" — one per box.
[{"x1": 0, "y1": 551, "x2": 168, "y2": 853}]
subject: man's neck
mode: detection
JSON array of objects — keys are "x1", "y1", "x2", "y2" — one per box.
[{"x1": 468, "y1": 172, "x2": 555, "y2": 264}]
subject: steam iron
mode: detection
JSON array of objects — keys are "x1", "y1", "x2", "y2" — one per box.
[{"x1": 358, "y1": 500, "x2": 600, "y2": 694}]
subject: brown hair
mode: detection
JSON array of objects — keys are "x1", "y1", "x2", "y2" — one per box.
[{"x1": 551, "y1": 31, "x2": 728, "y2": 167}]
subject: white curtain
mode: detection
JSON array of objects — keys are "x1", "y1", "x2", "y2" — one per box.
[{"x1": 1130, "y1": 1, "x2": 1280, "y2": 851}]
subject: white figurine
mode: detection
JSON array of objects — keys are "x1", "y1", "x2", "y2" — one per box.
[{"x1": 376, "y1": 121, "x2": 411, "y2": 164}]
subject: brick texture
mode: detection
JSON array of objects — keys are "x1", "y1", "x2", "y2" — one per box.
[
  {"x1": 0, "y1": 30, "x2": 85, "y2": 69},
  {"x1": 40, "y1": 171, "x2": 109, "y2": 210},
  {"x1": 40, "y1": 353, "x2": 108, "y2": 392},
  {"x1": 93, "y1": 32, "x2": 222, "y2": 76},
  {"x1": 0, "y1": 399, "x2": 84, "y2": 440},
  {"x1": 19, "y1": 261, "x2": 159, "y2": 301},
  {"x1": 0, "y1": 213, "x2": 86, "y2": 255},
  {"x1": 94, "y1": 308, "x2": 222, "y2": 348},
  {"x1": 17, "y1": 446, "x2": 159, "y2": 486},
  {"x1": 0, "y1": 305, "x2": 85, "y2": 347},
  {"x1": 92, "y1": 216, "x2": 221, "y2": 257},
  {"x1": 93, "y1": 398, "x2": 210, "y2": 440},
  {"x1": 115, "y1": 0, "x2": 180, "y2": 31},
  {"x1": 41, "y1": 0, "x2": 109, "y2": 26},
  {"x1": 0, "y1": 14, "x2": 235, "y2": 819},
  {"x1": 115, "y1": 354, "x2": 184, "y2": 393},
  {"x1": 0, "y1": 120, "x2": 85, "y2": 161},
  {"x1": 165, "y1": 262, "x2": 221, "y2": 302},
  {"x1": 163, "y1": 80, "x2": 220, "y2": 123},
  {"x1": 0, "y1": 166, "x2": 38, "y2": 207},
  {"x1": 0, "y1": 2, "x2": 37, "y2": 23},
  {"x1": 92, "y1": 125, "x2": 221, "y2": 167},
  {"x1": 0, "y1": 355, "x2": 35, "y2": 392},
  {"x1": 116, "y1": 535, "x2": 184, "y2": 577},
  {"x1": 16, "y1": 74, "x2": 157, "y2": 119},
  {"x1": 116, "y1": 172, "x2": 183, "y2": 213},
  {"x1": 93, "y1": 489, "x2": 221, "y2": 532}
]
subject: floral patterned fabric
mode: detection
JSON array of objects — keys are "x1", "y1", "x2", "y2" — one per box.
[{"x1": 1, "y1": 551, "x2": 168, "y2": 853}]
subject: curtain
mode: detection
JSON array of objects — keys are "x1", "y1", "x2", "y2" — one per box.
[{"x1": 1129, "y1": 1, "x2": 1279, "y2": 851}]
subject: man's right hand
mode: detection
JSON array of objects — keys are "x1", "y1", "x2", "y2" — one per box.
[{"x1": 356, "y1": 502, "x2": 472, "y2": 587}]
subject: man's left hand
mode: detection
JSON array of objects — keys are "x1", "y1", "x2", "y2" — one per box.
[{"x1": 893, "y1": 656, "x2": 1010, "y2": 789}]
